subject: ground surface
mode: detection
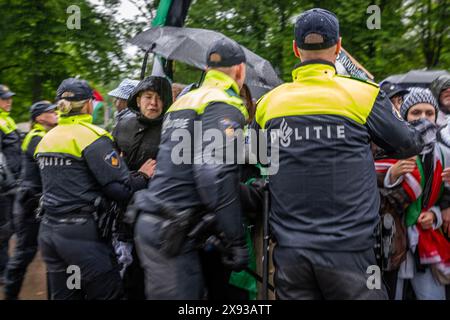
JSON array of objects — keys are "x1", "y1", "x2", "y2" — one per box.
[{"x1": 0, "y1": 238, "x2": 47, "y2": 300}]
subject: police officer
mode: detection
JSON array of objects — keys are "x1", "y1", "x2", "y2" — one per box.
[
  {"x1": 254, "y1": 8, "x2": 424, "y2": 299},
  {"x1": 0, "y1": 84, "x2": 21, "y2": 284},
  {"x1": 3, "y1": 101, "x2": 58, "y2": 299},
  {"x1": 380, "y1": 82, "x2": 410, "y2": 112},
  {"x1": 133, "y1": 38, "x2": 249, "y2": 299},
  {"x1": 35, "y1": 78, "x2": 153, "y2": 300}
]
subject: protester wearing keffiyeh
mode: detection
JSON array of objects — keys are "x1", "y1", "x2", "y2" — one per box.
[{"x1": 376, "y1": 87, "x2": 449, "y2": 299}]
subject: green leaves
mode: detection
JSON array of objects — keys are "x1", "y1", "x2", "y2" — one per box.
[
  {"x1": 0, "y1": 0, "x2": 448, "y2": 122},
  {"x1": 184, "y1": 0, "x2": 449, "y2": 83},
  {"x1": 0, "y1": 0, "x2": 128, "y2": 122}
]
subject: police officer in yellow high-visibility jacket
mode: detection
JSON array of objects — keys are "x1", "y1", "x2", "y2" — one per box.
[
  {"x1": 0, "y1": 84, "x2": 21, "y2": 284},
  {"x1": 35, "y1": 78, "x2": 153, "y2": 300},
  {"x1": 254, "y1": 8, "x2": 424, "y2": 300},
  {"x1": 134, "y1": 38, "x2": 249, "y2": 299},
  {"x1": 3, "y1": 101, "x2": 58, "y2": 300}
]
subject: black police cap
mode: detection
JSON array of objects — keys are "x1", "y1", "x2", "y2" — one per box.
[
  {"x1": 206, "y1": 38, "x2": 246, "y2": 68},
  {"x1": 0, "y1": 84, "x2": 15, "y2": 99},
  {"x1": 380, "y1": 82, "x2": 410, "y2": 99},
  {"x1": 30, "y1": 100, "x2": 56, "y2": 121},
  {"x1": 56, "y1": 78, "x2": 93, "y2": 101},
  {"x1": 295, "y1": 8, "x2": 340, "y2": 50}
]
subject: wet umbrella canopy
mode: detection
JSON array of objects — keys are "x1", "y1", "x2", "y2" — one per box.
[
  {"x1": 130, "y1": 26, "x2": 283, "y2": 99},
  {"x1": 383, "y1": 69, "x2": 450, "y2": 88}
]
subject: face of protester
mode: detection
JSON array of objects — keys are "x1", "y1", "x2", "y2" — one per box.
[
  {"x1": 406, "y1": 103, "x2": 436, "y2": 123},
  {"x1": 0, "y1": 98, "x2": 13, "y2": 112},
  {"x1": 440, "y1": 88, "x2": 450, "y2": 112},
  {"x1": 390, "y1": 95, "x2": 403, "y2": 112},
  {"x1": 36, "y1": 110, "x2": 58, "y2": 129},
  {"x1": 137, "y1": 90, "x2": 163, "y2": 119},
  {"x1": 114, "y1": 98, "x2": 128, "y2": 112}
]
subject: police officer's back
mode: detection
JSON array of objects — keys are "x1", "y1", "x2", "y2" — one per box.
[
  {"x1": 134, "y1": 38, "x2": 250, "y2": 299},
  {"x1": 35, "y1": 78, "x2": 152, "y2": 300},
  {"x1": 255, "y1": 8, "x2": 424, "y2": 300}
]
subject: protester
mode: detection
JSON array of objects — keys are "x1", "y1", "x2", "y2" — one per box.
[
  {"x1": 434, "y1": 75, "x2": 450, "y2": 237},
  {"x1": 110, "y1": 75, "x2": 171, "y2": 299},
  {"x1": 431, "y1": 75, "x2": 450, "y2": 116},
  {"x1": 254, "y1": 8, "x2": 423, "y2": 300},
  {"x1": 2, "y1": 101, "x2": 58, "y2": 299},
  {"x1": 108, "y1": 78, "x2": 139, "y2": 129},
  {"x1": 114, "y1": 76, "x2": 172, "y2": 171},
  {"x1": 381, "y1": 87, "x2": 449, "y2": 300}
]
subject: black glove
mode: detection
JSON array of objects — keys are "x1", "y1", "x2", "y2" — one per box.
[
  {"x1": 204, "y1": 234, "x2": 249, "y2": 272},
  {"x1": 221, "y1": 241, "x2": 249, "y2": 272}
]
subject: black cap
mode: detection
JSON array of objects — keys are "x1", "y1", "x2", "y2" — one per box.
[
  {"x1": 0, "y1": 84, "x2": 15, "y2": 99},
  {"x1": 295, "y1": 8, "x2": 340, "y2": 50},
  {"x1": 56, "y1": 78, "x2": 93, "y2": 101},
  {"x1": 206, "y1": 38, "x2": 246, "y2": 67},
  {"x1": 380, "y1": 82, "x2": 410, "y2": 99},
  {"x1": 30, "y1": 100, "x2": 57, "y2": 121}
]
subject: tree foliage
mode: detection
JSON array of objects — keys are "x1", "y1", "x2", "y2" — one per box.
[
  {"x1": 185, "y1": 0, "x2": 449, "y2": 82},
  {"x1": 0, "y1": 0, "x2": 448, "y2": 121},
  {"x1": 0, "y1": 0, "x2": 134, "y2": 121}
]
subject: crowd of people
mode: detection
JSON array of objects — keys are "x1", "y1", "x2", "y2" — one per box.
[{"x1": 0, "y1": 7, "x2": 449, "y2": 300}]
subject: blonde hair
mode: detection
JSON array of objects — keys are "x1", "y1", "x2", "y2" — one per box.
[{"x1": 57, "y1": 92, "x2": 88, "y2": 115}]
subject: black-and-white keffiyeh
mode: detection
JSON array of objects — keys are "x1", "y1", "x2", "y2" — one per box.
[
  {"x1": 410, "y1": 118, "x2": 437, "y2": 155},
  {"x1": 438, "y1": 118, "x2": 450, "y2": 148}
]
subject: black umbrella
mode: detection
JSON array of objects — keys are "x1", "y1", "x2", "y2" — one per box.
[
  {"x1": 383, "y1": 69, "x2": 450, "y2": 88},
  {"x1": 130, "y1": 26, "x2": 283, "y2": 99}
]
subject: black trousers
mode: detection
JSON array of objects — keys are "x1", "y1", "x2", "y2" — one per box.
[
  {"x1": 0, "y1": 194, "x2": 14, "y2": 278},
  {"x1": 199, "y1": 249, "x2": 249, "y2": 300},
  {"x1": 135, "y1": 213, "x2": 204, "y2": 300},
  {"x1": 38, "y1": 214, "x2": 122, "y2": 300},
  {"x1": 3, "y1": 193, "x2": 40, "y2": 299},
  {"x1": 273, "y1": 246, "x2": 388, "y2": 300},
  {"x1": 122, "y1": 246, "x2": 146, "y2": 300}
]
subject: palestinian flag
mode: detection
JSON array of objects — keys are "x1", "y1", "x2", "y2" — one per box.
[
  {"x1": 92, "y1": 89, "x2": 105, "y2": 125},
  {"x1": 152, "y1": 0, "x2": 191, "y2": 27},
  {"x1": 375, "y1": 149, "x2": 443, "y2": 213},
  {"x1": 151, "y1": 0, "x2": 192, "y2": 78},
  {"x1": 375, "y1": 148, "x2": 450, "y2": 279}
]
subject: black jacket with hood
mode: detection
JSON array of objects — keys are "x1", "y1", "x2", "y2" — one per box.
[
  {"x1": 113, "y1": 76, "x2": 172, "y2": 172},
  {"x1": 430, "y1": 74, "x2": 450, "y2": 113}
]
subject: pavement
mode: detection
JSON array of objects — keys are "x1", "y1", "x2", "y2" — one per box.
[{"x1": 0, "y1": 237, "x2": 47, "y2": 300}]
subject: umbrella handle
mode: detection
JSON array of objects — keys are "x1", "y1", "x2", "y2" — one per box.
[{"x1": 140, "y1": 44, "x2": 155, "y2": 80}]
